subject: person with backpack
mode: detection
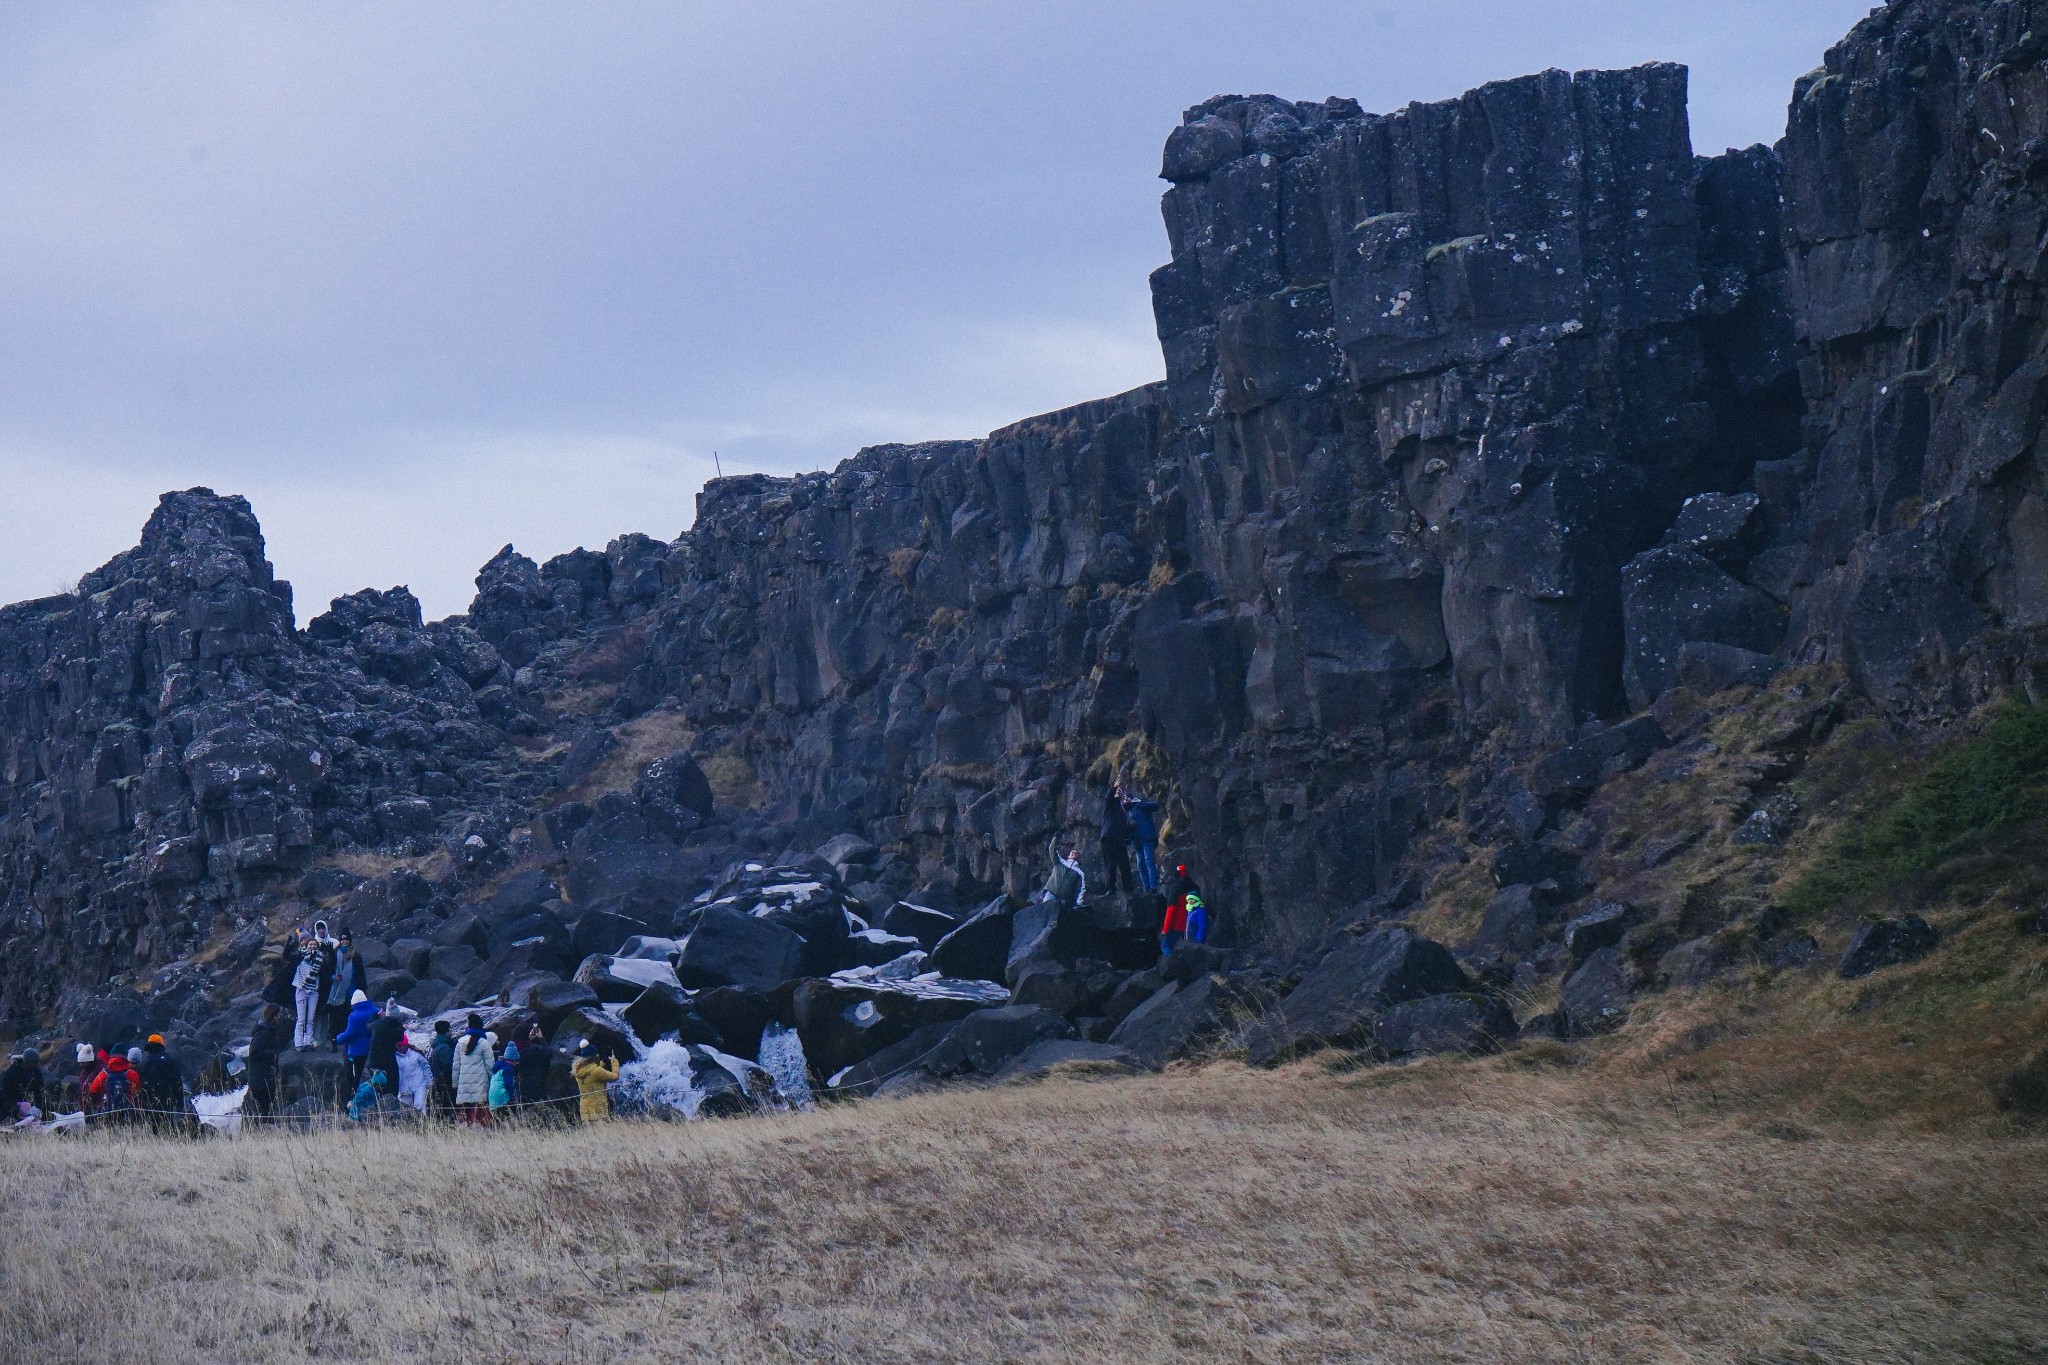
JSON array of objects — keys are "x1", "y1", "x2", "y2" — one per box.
[
  {"x1": 335, "y1": 991, "x2": 378, "y2": 1086},
  {"x1": 452, "y1": 1016, "x2": 495, "y2": 1126},
  {"x1": 1, "y1": 1048, "x2": 46, "y2": 1125},
  {"x1": 246, "y1": 1004, "x2": 286, "y2": 1119},
  {"x1": 1098, "y1": 782, "x2": 1134, "y2": 898},
  {"x1": 290, "y1": 930, "x2": 322, "y2": 1049},
  {"x1": 367, "y1": 1000, "x2": 403, "y2": 1095},
  {"x1": 429, "y1": 1019, "x2": 457, "y2": 1120},
  {"x1": 488, "y1": 1038, "x2": 520, "y2": 1114},
  {"x1": 325, "y1": 931, "x2": 362, "y2": 1041},
  {"x1": 571, "y1": 1040, "x2": 618, "y2": 1123},
  {"x1": 90, "y1": 1047, "x2": 138, "y2": 1125},
  {"x1": 1121, "y1": 786, "x2": 1163, "y2": 893}
]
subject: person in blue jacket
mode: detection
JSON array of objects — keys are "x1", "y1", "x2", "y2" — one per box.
[
  {"x1": 1120, "y1": 784, "x2": 1162, "y2": 893},
  {"x1": 335, "y1": 990, "x2": 379, "y2": 1086}
]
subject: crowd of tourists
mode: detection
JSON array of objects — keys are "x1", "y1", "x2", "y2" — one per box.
[{"x1": 9, "y1": 778, "x2": 1205, "y2": 1137}]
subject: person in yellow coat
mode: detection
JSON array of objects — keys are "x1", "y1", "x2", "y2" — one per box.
[{"x1": 570, "y1": 1039, "x2": 619, "y2": 1122}]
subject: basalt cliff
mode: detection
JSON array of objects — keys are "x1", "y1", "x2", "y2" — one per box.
[{"x1": 4, "y1": 0, "x2": 2046, "y2": 1097}]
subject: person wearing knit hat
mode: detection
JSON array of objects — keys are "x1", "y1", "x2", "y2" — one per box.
[
  {"x1": 139, "y1": 1034, "x2": 183, "y2": 1135},
  {"x1": 571, "y1": 1039, "x2": 618, "y2": 1123},
  {"x1": 335, "y1": 989, "x2": 380, "y2": 1086}
]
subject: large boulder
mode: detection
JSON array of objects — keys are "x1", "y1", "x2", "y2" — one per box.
[
  {"x1": 692, "y1": 985, "x2": 775, "y2": 1060},
  {"x1": 1836, "y1": 915, "x2": 1939, "y2": 979},
  {"x1": 515, "y1": 978, "x2": 600, "y2": 1033},
  {"x1": 572, "y1": 953, "x2": 682, "y2": 1004},
  {"x1": 791, "y1": 977, "x2": 1000, "y2": 1075},
  {"x1": 929, "y1": 897, "x2": 1016, "y2": 982},
  {"x1": 1108, "y1": 975, "x2": 1241, "y2": 1070},
  {"x1": 846, "y1": 928, "x2": 923, "y2": 968},
  {"x1": 1005, "y1": 895, "x2": 1110, "y2": 984},
  {"x1": 549, "y1": 1006, "x2": 639, "y2": 1063},
  {"x1": 570, "y1": 909, "x2": 658, "y2": 962},
  {"x1": 674, "y1": 904, "x2": 805, "y2": 992},
  {"x1": 621, "y1": 981, "x2": 720, "y2": 1047},
  {"x1": 1242, "y1": 928, "x2": 1469, "y2": 1066},
  {"x1": 1559, "y1": 947, "x2": 1636, "y2": 1035},
  {"x1": 828, "y1": 1019, "x2": 959, "y2": 1093},
  {"x1": 923, "y1": 1005, "x2": 1075, "y2": 1078},
  {"x1": 880, "y1": 901, "x2": 957, "y2": 950},
  {"x1": 993, "y1": 1039, "x2": 1141, "y2": 1082},
  {"x1": 1373, "y1": 994, "x2": 1519, "y2": 1059}
]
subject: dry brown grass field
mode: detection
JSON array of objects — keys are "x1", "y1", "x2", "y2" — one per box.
[{"x1": 4, "y1": 1044, "x2": 2045, "y2": 1365}]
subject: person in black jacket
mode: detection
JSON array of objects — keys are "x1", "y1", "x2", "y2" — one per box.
[
  {"x1": 517, "y1": 1023, "x2": 553, "y2": 1120},
  {"x1": 0, "y1": 1048, "x2": 46, "y2": 1123},
  {"x1": 138, "y1": 1035, "x2": 184, "y2": 1135},
  {"x1": 429, "y1": 1019, "x2": 457, "y2": 1120},
  {"x1": 246, "y1": 1005, "x2": 286, "y2": 1118},
  {"x1": 1098, "y1": 782, "x2": 1134, "y2": 899},
  {"x1": 367, "y1": 1001, "x2": 403, "y2": 1095}
]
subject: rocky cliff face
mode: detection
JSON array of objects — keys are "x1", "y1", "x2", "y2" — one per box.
[{"x1": 2, "y1": 0, "x2": 2044, "y2": 1069}]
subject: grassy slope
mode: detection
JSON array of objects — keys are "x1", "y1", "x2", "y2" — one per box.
[{"x1": 3, "y1": 1060, "x2": 2045, "y2": 1364}]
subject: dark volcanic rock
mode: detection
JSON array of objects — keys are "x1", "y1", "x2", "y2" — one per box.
[
  {"x1": 674, "y1": 905, "x2": 805, "y2": 993},
  {"x1": 1559, "y1": 947, "x2": 1636, "y2": 1036},
  {"x1": 1836, "y1": 915, "x2": 1939, "y2": 980},
  {"x1": 1373, "y1": 994, "x2": 1519, "y2": 1058},
  {"x1": 1242, "y1": 928, "x2": 1468, "y2": 1066},
  {"x1": 7, "y1": 7, "x2": 2039, "y2": 1041},
  {"x1": 929, "y1": 898, "x2": 1016, "y2": 982},
  {"x1": 1107, "y1": 975, "x2": 1241, "y2": 1070}
]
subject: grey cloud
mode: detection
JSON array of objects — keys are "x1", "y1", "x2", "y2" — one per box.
[{"x1": 0, "y1": 0, "x2": 1875, "y2": 617}]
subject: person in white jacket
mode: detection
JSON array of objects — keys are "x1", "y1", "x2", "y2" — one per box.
[
  {"x1": 394, "y1": 1033, "x2": 432, "y2": 1112},
  {"x1": 452, "y1": 1016, "x2": 496, "y2": 1126},
  {"x1": 289, "y1": 930, "x2": 321, "y2": 1049}
]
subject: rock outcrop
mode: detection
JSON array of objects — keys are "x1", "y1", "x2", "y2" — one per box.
[{"x1": 3, "y1": 0, "x2": 2045, "y2": 1097}]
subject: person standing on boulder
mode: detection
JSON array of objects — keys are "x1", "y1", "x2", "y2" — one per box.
[
  {"x1": 571, "y1": 1040, "x2": 618, "y2": 1123},
  {"x1": 335, "y1": 991, "x2": 379, "y2": 1086},
  {"x1": 325, "y1": 930, "x2": 361, "y2": 1042},
  {"x1": 1183, "y1": 887, "x2": 1209, "y2": 946},
  {"x1": 1159, "y1": 865, "x2": 1197, "y2": 956},
  {"x1": 452, "y1": 1015, "x2": 495, "y2": 1126},
  {"x1": 1121, "y1": 787, "x2": 1163, "y2": 894},
  {"x1": 246, "y1": 1004, "x2": 287, "y2": 1119},
  {"x1": 1098, "y1": 783, "x2": 1134, "y2": 898},
  {"x1": 290, "y1": 931, "x2": 321, "y2": 1050}
]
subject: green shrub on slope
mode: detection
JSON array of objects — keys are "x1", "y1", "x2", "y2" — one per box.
[{"x1": 1787, "y1": 701, "x2": 2048, "y2": 916}]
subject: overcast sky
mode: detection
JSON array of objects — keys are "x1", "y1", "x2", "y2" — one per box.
[{"x1": 0, "y1": 0, "x2": 1877, "y2": 620}]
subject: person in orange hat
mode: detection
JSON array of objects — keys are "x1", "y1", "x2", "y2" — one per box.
[{"x1": 138, "y1": 1035, "x2": 184, "y2": 1134}]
